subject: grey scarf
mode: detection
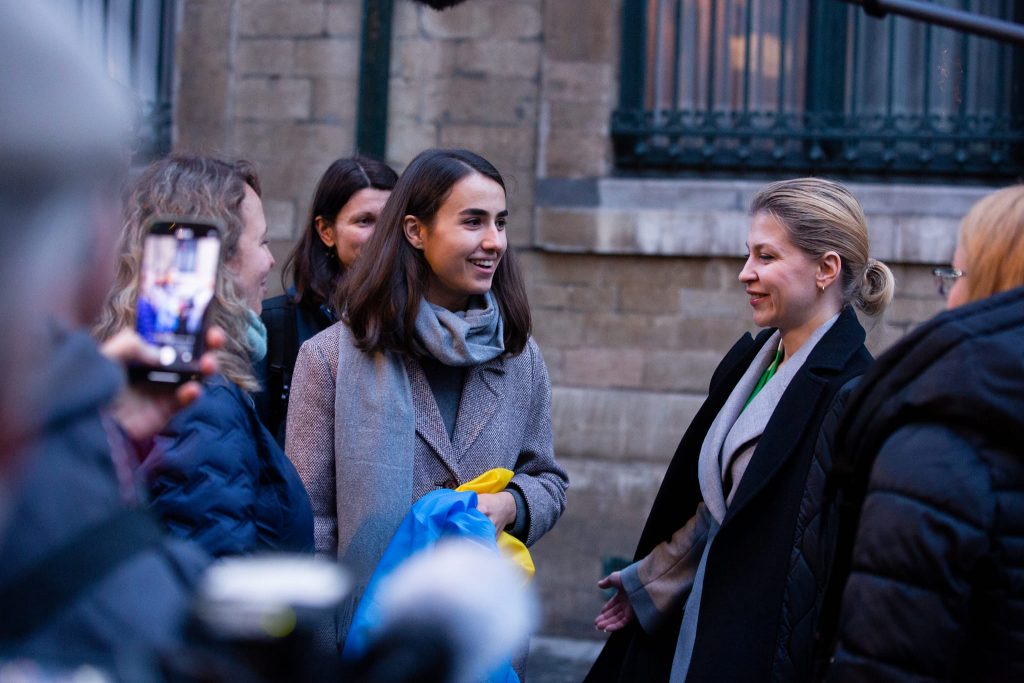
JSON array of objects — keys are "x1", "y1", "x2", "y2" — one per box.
[{"x1": 332, "y1": 292, "x2": 504, "y2": 641}]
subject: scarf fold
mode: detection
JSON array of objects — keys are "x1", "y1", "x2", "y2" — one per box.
[
  {"x1": 244, "y1": 308, "x2": 268, "y2": 362},
  {"x1": 332, "y1": 292, "x2": 505, "y2": 644}
]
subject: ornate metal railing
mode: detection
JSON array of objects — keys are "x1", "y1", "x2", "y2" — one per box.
[
  {"x1": 613, "y1": 0, "x2": 1024, "y2": 181},
  {"x1": 67, "y1": 0, "x2": 177, "y2": 162}
]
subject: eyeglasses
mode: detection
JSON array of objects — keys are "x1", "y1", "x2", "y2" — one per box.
[{"x1": 932, "y1": 266, "x2": 966, "y2": 296}]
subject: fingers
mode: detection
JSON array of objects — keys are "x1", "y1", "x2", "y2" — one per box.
[
  {"x1": 597, "y1": 571, "x2": 622, "y2": 590},
  {"x1": 175, "y1": 380, "x2": 203, "y2": 409},
  {"x1": 205, "y1": 326, "x2": 227, "y2": 350},
  {"x1": 594, "y1": 594, "x2": 634, "y2": 632},
  {"x1": 99, "y1": 329, "x2": 160, "y2": 366}
]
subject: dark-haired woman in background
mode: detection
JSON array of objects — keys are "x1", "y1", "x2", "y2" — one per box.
[
  {"x1": 285, "y1": 148, "x2": 568, "y2": 650},
  {"x1": 257, "y1": 155, "x2": 397, "y2": 445}
]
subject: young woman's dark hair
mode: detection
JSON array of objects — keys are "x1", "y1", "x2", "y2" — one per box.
[
  {"x1": 338, "y1": 148, "x2": 531, "y2": 357},
  {"x1": 283, "y1": 155, "x2": 398, "y2": 304}
]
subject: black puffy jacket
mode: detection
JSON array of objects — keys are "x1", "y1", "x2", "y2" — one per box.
[{"x1": 823, "y1": 286, "x2": 1024, "y2": 682}]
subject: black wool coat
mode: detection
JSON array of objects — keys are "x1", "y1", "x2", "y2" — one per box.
[{"x1": 586, "y1": 306, "x2": 872, "y2": 683}]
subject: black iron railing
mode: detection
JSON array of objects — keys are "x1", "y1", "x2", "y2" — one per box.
[
  {"x1": 614, "y1": 0, "x2": 1024, "y2": 181},
  {"x1": 68, "y1": 0, "x2": 177, "y2": 162}
]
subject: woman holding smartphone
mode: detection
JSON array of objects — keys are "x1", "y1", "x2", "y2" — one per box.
[
  {"x1": 586, "y1": 178, "x2": 894, "y2": 683},
  {"x1": 257, "y1": 155, "x2": 397, "y2": 445},
  {"x1": 285, "y1": 148, "x2": 569, "y2": 649},
  {"x1": 96, "y1": 154, "x2": 313, "y2": 557}
]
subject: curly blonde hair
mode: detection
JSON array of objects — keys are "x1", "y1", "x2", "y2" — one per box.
[{"x1": 95, "y1": 155, "x2": 262, "y2": 391}]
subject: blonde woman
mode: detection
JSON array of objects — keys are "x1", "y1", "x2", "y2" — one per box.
[
  {"x1": 823, "y1": 186, "x2": 1024, "y2": 681},
  {"x1": 96, "y1": 155, "x2": 313, "y2": 557},
  {"x1": 587, "y1": 178, "x2": 894, "y2": 683}
]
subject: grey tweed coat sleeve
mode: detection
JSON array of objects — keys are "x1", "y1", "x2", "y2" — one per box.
[{"x1": 285, "y1": 328, "x2": 340, "y2": 557}]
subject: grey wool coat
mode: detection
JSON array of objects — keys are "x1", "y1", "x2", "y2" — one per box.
[{"x1": 285, "y1": 321, "x2": 568, "y2": 603}]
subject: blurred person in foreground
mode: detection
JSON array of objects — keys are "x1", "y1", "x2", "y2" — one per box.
[
  {"x1": 820, "y1": 185, "x2": 1024, "y2": 681},
  {"x1": 0, "y1": 1, "x2": 219, "y2": 675}
]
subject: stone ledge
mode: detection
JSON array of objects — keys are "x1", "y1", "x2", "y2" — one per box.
[{"x1": 535, "y1": 177, "x2": 998, "y2": 264}]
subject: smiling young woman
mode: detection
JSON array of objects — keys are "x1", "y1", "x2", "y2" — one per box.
[
  {"x1": 587, "y1": 177, "x2": 894, "y2": 683},
  {"x1": 284, "y1": 149, "x2": 568, "y2": 659}
]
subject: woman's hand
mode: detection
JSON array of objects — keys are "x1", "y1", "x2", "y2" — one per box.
[
  {"x1": 102, "y1": 327, "x2": 224, "y2": 442},
  {"x1": 476, "y1": 491, "x2": 517, "y2": 535},
  {"x1": 594, "y1": 571, "x2": 635, "y2": 632}
]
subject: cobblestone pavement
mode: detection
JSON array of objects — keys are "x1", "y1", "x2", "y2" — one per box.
[{"x1": 526, "y1": 635, "x2": 604, "y2": 683}]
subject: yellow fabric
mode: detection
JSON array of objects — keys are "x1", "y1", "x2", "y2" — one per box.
[{"x1": 457, "y1": 468, "x2": 536, "y2": 580}]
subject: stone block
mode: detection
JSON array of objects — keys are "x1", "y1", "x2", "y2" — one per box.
[
  {"x1": 239, "y1": 0, "x2": 326, "y2": 37},
  {"x1": 526, "y1": 281, "x2": 571, "y2": 309},
  {"x1": 642, "y1": 350, "x2": 723, "y2": 393},
  {"x1": 492, "y1": 3, "x2": 543, "y2": 40},
  {"x1": 236, "y1": 39, "x2": 296, "y2": 75},
  {"x1": 310, "y1": 76, "x2": 360, "y2": 124},
  {"x1": 385, "y1": 116, "x2": 439, "y2": 168},
  {"x1": 454, "y1": 41, "x2": 542, "y2": 79},
  {"x1": 863, "y1": 318, "x2": 909, "y2": 356},
  {"x1": 618, "y1": 283, "x2": 683, "y2": 314},
  {"x1": 231, "y1": 120, "x2": 290, "y2": 160},
  {"x1": 423, "y1": 77, "x2": 539, "y2": 127},
  {"x1": 563, "y1": 348, "x2": 645, "y2": 388},
  {"x1": 550, "y1": 386, "x2": 703, "y2": 461},
  {"x1": 235, "y1": 77, "x2": 312, "y2": 120},
  {"x1": 391, "y1": 39, "x2": 457, "y2": 80},
  {"x1": 530, "y1": 308, "x2": 587, "y2": 348},
  {"x1": 599, "y1": 178, "x2": 748, "y2": 211},
  {"x1": 175, "y1": 2, "x2": 233, "y2": 151},
  {"x1": 890, "y1": 263, "x2": 942, "y2": 298},
  {"x1": 420, "y1": 0, "x2": 498, "y2": 39},
  {"x1": 540, "y1": 126, "x2": 610, "y2": 179},
  {"x1": 865, "y1": 213, "x2": 898, "y2": 263},
  {"x1": 852, "y1": 181, "x2": 990, "y2": 216},
  {"x1": 670, "y1": 316, "x2": 756, "y2": 352},
  {"x1": 581, "y1": 312, "x2": 661, "y2": 350},
  {"x1": 293, "y1": 38, "x2": 360, "y2": 77},
  {"x1": 543, "y1": 61, "x2": 614, "y2": 105},
  {"x1": 543, "y1": 0, "x2": 619, "y2": 63},
  {"x1": 885, "y1": 295, "x2": 945, "y2": 326},
  {"x1": 263, "y1": 198, "x2": 297, "y2": 240},
  {"x1": 325, "y1": 0, "x2": 361, "y2": 37},
  {"x1": 894, "y1": 215, "x2": 959, "y2": 264},
  {"x1": 545, "y1": 99, "x2": 609, "y2": 134},
  {"x1": 438, "y1": 124, "x2": 536, "y2": 170},
  {"x1": 535, "y1": 207, "x2": 750, "y2": 257},
  {"x1": 391, "y1": 0, "x2": 420, "y2": 39},
  {"x1": 679, "y1": 287, "x2": 750, "y2": 319}
]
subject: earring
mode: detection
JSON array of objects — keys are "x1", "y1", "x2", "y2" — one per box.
[{"x1": 818, "y1": 283, "x2": 825, "y2": 293}]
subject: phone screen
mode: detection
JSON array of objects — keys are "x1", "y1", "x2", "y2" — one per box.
[{"x1": 136, "y1": 221, "x2": 220, "y2": 379}]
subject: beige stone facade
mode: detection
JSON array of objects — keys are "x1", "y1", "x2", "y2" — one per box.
[{"x1": 174, "y1": 0, "x2": 998, "y2": 638}]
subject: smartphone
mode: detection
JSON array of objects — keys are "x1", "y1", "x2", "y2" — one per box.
[{"x1": 130, "y1": 217, "x2": 223, "y2": 384}]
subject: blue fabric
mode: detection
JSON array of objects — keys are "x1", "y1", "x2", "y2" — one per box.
[
  {"x1": 138, "y1": 375, "x2": 314, "y2": 557},
  {"x1": 343, "y1": 488, "x2": 518, "y2": 683}
]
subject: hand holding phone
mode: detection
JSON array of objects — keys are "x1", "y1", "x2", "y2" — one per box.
[
  {"x1": 104, "y1": 326, "x2": 225, "y2": 442},
  {"x1": 131, "y1": 217, "x2": 223, "y2": 384}
]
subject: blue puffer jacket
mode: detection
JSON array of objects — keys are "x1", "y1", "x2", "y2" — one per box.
[
  {"x1": 138, "y1": 375, "x2": 314, "y2": 557},
  {"x1": 822, "y1": 286, "x2": 1024, "y2": 682}
]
